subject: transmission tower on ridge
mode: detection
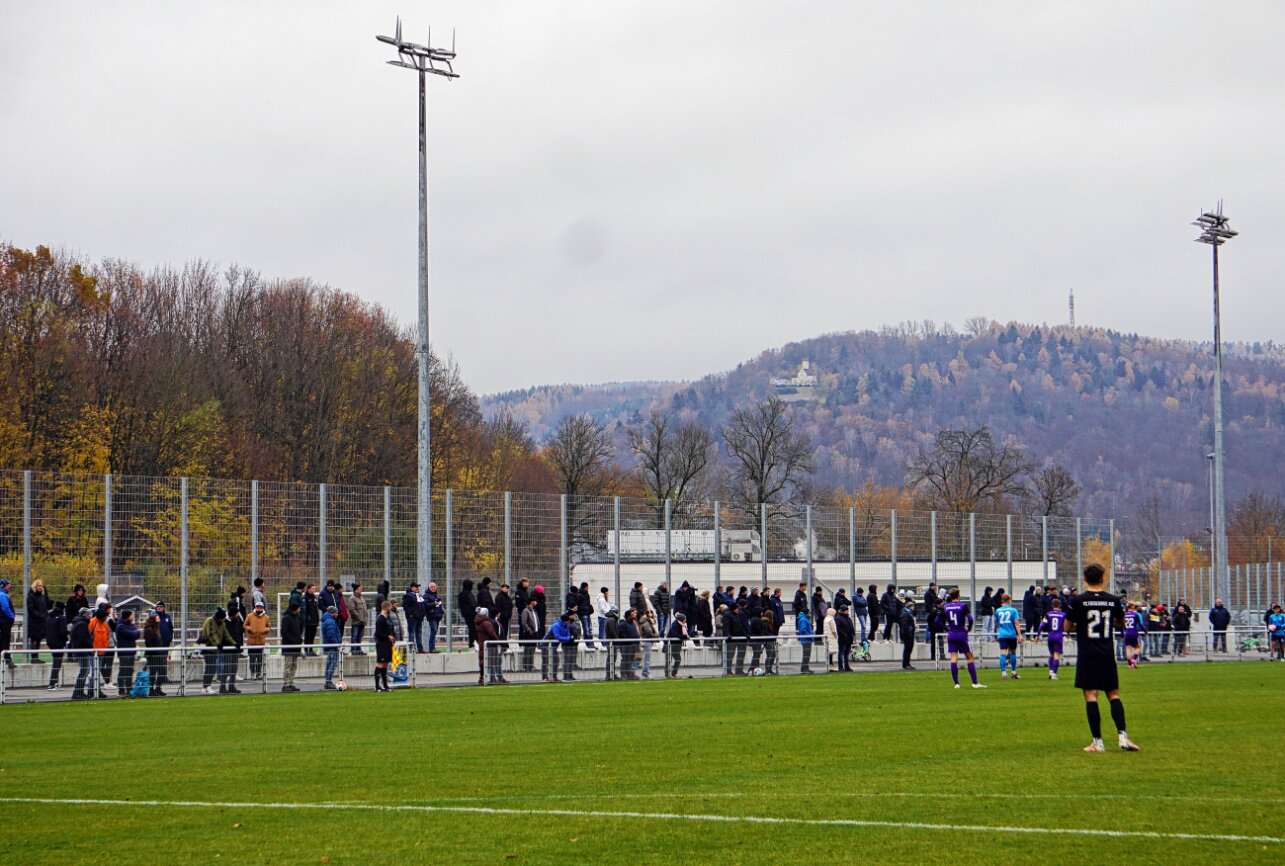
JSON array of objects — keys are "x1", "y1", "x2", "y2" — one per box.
[{"x1": 1068, "y1": 289, "x2": 1075, "y2": 328}]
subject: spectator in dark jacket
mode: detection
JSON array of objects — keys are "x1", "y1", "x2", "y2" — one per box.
[
  {"x1": 1022, "y1": 586, "x2": 1039, "y2": 634},
  {"x1": 458, "y1": 579, "x2": 478, "y2": 648},
  {"x1": 618, "y1": 609, "x2": 641, "y2": 679},
  {"x1": 154, "y1": 601, "x2": 174, "y2": 685},
  {"x1": 978, "y1": 587, "x2": 995, "y2": 637},
  {"x1": 629, "y1": 582, "x2": 647, "y2": 618},
  {"x1": 303, "y1": 584, "x2": 320, "y2": 655},
  {"x1": 475, "y1": 608, "x2": 502, "y2": 685},
  {"x1": 143, "y1": 614, "x2": 166, "y2": 696},
  {"x1": 723, "y1": 603, "x2": 747, "y2": 676},
  {"x1": 423, "y1": 582, "x2": 444, "y2": 652},
  {"x1": 496, "y1": 583, "x2": 515, "y2": 642},
  {"x1": 664, "y1": 613, "x2": 689, "y2": 678},
  {"x1": 69, "y1": 609, "x2": 94, "y2": 700},
  {"x1": 227, "y1": 586, "x2": 247, "y2": 649},
  {"x1": 880, "y1": 585, "x2": 900, "y2": 641},
  {"x1": 66, "y1": 584, "x2": 90, "y2": 621},
  {"x1": 280, "y1": 602, "x2": 304, "y2": 693},
  {"x1": 793, "y1": 583, "x2": 808, "y2": 617},
  {"x1": 575, "y1": 582, "x2": 594, "y2": 648},
  {"x1": 832, "y1": 588, "x2": 850, "y2": 612},
  {"x1": 652, "y1": 581, "x2": 671, "y2": 633},
  {"x1": 811, "y1": 587, "x2": 827, "y2": 626},
  {"x1": 514, "y1": 578, "x2": 530, "y2": 616},
  {"x1": 402, "y1": 582, "x2": 425, "y2": 652},
  {"x1": 768, "y1": 588, "x2": 785, "y2": 634},
  {"x1": 115, "y1": 610, "x2": 141, "y2": 696},
  {"x1": 1209, "y1": 599, "x2": 1231, "y2": 652},
  {"x1": 1171, "y1": 601, "x2": 1192, "y2": 656},
  {"x1": 26, "y1": 579, "x2": 50, "y2": 651},
  {"x1": 45, "y1": 601, "x2": 67, "y2": 690},
  {"x1": 835, "y1": 605, "x2": 856, "y2": 671},
  {"x1": 899, "y1": 599, "x2": 918, "y2": 670},
  {"x1": 477, "y1": 578, "x2": 495, "y2": 616},
  {"x1": 867, "y1": 584, "x2": 881, "y2": 639}
]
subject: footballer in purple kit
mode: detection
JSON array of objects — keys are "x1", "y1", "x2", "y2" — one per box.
[
  {"x1": 1064, "y1": 563, "x2": 1140, "y2": 753},
  {"x1": 940, "y1": 588, "x2": 986, "y2": 689},
  {"x1": 1039, "y1": 598, "x2": 1067, "y2": 680},
  {"x1": 1122, "y1": 602, "x2": 1143, "y2": 669}
]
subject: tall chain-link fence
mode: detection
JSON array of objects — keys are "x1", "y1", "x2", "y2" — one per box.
[{"x1": 0, "y1": 469, "x2": 1114, "y2": 646}]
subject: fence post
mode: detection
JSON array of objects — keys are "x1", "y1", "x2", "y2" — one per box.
[
  {"x1": 504, "y1": 491, "x2": 512, "y2": 587},
  {"x1": 383, "y1": 486, "x2": 391, "y2": 588},
  {"x1": 103, "y1": 472, "x2": 112, "y2": 591},
  {"x1": 250, "y1": 480, "x2": 259, "y2": 585},
  {"x1": 969, "y1": 512, "x2": 976, "y2": 607},
  {"x1": 319, "y1": 483, "x2": 327, "y2": 586},
  {"x1": 760, "y1": 503, "x2": 768, "y2": 591},
  {"x1": 1075, "y1": 517, "x2": 1083, "y2": 589},
  {"x1": 1005, "y1": 514, "x2": 1013, "y2": 593},
  {"x1": 446, "y1": 489, "x2": 454, "y2": 650},
  {"x1": 180, "y1": 477, "x2": 189, "y2": 660},
  {"x1": 929, "y1": 510, "x2": 937, "y2": 585},
  {"x1": 849, "y1": 507, "x2": 857, "y2": 598},
  {"x1": 1108, "y1": 518, "x2": 1116, "y2": 593},
  {"x1": 560, "y1": 494, "x2": 568, "y2": 604},
  {"x1": 614, "y1": 496, "x2": 622, "y2": 604},
  {"x1": 22, "y1": 470, "x2": 31, "y2": 645},
  {"x1": 712, "y1": 500, "x2": 720, "y2": 591},
  {"x1": 1042, "y1": 516, "x2": 1049, "y2": 584},
  {"x1": 890, "y1": 509, "x2": 898, "y2": 586},
  {"x1": 664, "y1": 498, "x2": 672, "y2": 590},
  {"x1": 805, "y1": 505, "x2": 814, "y2": 594}
]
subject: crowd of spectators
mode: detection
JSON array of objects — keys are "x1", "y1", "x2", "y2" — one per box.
[{"x1": 1, "y1": 574, "x2": 1279, "y2": 698}]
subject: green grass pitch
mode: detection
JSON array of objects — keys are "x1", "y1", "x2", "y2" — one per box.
[{"x1": 0, "y1": 663, "x2": 1280, "y2": 865}]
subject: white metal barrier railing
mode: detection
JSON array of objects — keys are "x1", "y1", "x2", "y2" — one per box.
[{"x1": 0, "y1": 642, "x2": 416, "y2": 703}]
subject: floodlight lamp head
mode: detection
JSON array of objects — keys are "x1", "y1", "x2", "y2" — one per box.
[
  {"x1": 376, "y1": 17, "x2": 459, "y2": 79},
  {"x1": 1192, "y1": 207, "x2": 1236, "y2": 246}
]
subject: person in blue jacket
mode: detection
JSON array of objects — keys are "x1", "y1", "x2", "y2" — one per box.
[
  {"x1": 321, "y1": 606, "x2": 343, "y2": 690},
  {"x1": 1266, "y1": 603, "x2": 1285, "y2": 661},
  {"x1": 0, "y1": 578, "x2": 16, "y2": 668},
  {"x1": 796, "y1": 610, "x2": 815, "y2": 674},
  {"x1": 541, "y1": 613, "x2": 573, "y2": 682}
]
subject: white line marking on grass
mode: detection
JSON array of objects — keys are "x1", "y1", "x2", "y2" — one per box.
[
  {"x1": 0, "y1": 797, "x2": 1279, "y2": 846},
  {"x1": 417, "y1": 790, "x2": 1285, "y2": 807}
]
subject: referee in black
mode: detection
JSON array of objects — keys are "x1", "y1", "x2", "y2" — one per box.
[{"x1": 1065, "y1": 564, "x2": 1141, "y2": 752}]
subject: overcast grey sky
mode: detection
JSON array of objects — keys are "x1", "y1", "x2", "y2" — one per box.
[{"x1": 2, "y1": 2, "x2": 1282, "y2": 394}]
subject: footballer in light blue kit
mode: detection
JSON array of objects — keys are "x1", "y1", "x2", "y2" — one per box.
[
  {"x1": 1268, "y1": 603, "x2": 1285, "y2": 661},
  {"x1": 993, "y1": 593, "x2": 1024, "y2": 679},
  {"x1": 1040, "y1": 598, "x2": 1068, "y2": 680},
  {"x1": 940, "y1": 587, "x2": 986, "y2": 689}
]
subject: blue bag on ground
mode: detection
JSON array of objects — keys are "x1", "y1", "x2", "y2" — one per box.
[{"x1": 130, "y1": 669, "x2": 151, "y2": 698}]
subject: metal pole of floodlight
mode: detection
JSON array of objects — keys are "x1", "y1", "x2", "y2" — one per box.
[
  {"x1": 1192, "y1": 204, "x2": 1237, "y2": 606},
  {"x1": 377, "y1": 17, "x2": 459, "y2": 591}
]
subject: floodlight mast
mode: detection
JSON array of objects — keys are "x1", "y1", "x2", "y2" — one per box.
[
  {"x1": 1192, "y1": 203, "x2": 1237, "y2": 606},
  {"x1": 377, "y1": 17, "x2": 459, "y2": 593}
]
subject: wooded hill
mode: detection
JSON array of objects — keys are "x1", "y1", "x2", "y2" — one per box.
[{"x1": 485, "y1": 321, "x2": 1285, "y2": 542}]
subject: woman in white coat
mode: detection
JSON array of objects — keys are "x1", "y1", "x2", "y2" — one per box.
[{"x1": 823, "y1": 607, "x2": 839, "y2": 672}]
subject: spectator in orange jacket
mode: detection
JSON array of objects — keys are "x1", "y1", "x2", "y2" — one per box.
[
  {"x1": 243, "y1": 602, "x2": 272, "y2": 680},
  {"x1": 88, "y1": 603, "x2": 114, "y2": 697}
]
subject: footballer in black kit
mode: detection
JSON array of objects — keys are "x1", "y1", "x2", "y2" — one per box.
[{"x1": 1064, "y1": 563, "x2": 1141, "y2": 752}]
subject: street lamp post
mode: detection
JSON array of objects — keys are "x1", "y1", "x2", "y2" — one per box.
[
  {"x1": 377, "y1": 18, "x2": 459, "y2": 590},
  {"x1": 1193, "y1": 204, "x2": 1237, "y2": 606}
]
